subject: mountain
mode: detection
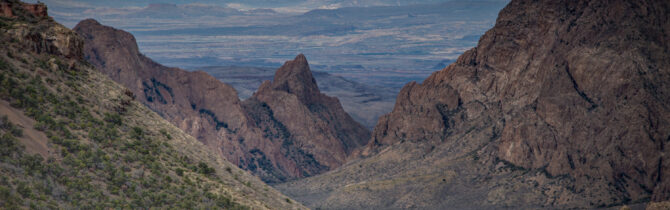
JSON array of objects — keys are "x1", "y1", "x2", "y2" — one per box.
[
  {"x1": 198, "y1": 66, "x2": 396, "y2": 129},
  {"x1": 74, "y1": 19, "x2": 370, "y2": 183},
  {"x1": 0, "y1": 1, "x2": 304, "y2": 208},
  {"x1": 276, "y1": 0, "x2": 670, "y2": 209},
  {"x1": 60, "y1": 1, "x2": 506, "y2": 90},
  {"x1": 246, "y1": 54, "x2": 371, "y2": 174}
]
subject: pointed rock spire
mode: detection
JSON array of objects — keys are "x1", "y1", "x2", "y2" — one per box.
[{"x1": 265, "y1": 54, "x2": 320, "y2": 104}]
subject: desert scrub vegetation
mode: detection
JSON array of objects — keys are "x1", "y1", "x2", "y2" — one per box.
[{"x1": 0, "y1": 39, "x2": 248, "y2": 209}]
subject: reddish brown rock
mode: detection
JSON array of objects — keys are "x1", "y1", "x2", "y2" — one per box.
[
  {"x1": 21, "y1": 2, "x2": 46, "y2": 18},
  {"x1": 0, "y1": 2, "x2": 13, "y2": 17},
  {"x1": 251, "y1": 54, "x2": 370, "y2": 172},
  {"x1": 371, "y1": 0, "x2": 670, "y2": 204},
  {"x1": 0, "y1": 0, "x2": 47, "y2": 19},
  {"x1": 1, "y1": 1, "x2": 81, "y2": 60},
  {"x1": 74, "y1": 20, "x2": 370, "y2": 182},
  {"x1": 277, "y1": 0, "x2": 670, "y2": 208}
]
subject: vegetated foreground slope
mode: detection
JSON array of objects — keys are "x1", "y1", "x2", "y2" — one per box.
[
  {"x1": 276, "y1": 0, "x2": 670, "y2": 209},
  {"x1": 0, "y1": 1, "x2": 304, "y2": 208},
  {"x1": 74, "y1": 19, "x2": 370, "y2": 183}
]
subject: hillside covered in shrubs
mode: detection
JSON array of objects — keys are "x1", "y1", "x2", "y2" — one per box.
[{"x1": 0, "y1": 1, "x2": 304, "y2": 208}]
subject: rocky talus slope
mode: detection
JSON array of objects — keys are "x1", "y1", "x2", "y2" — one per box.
[
  {"x1": 0, "y1": 0, "x2": 304, "y2": 208},
  {"x1": 276, "y1": 0, "x2": 670, "y2": 209},
  {"x1": 74, "y1": 20, "x2": 369, "y2": 183}
]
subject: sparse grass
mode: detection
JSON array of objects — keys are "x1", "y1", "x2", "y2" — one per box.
[{"x1": 0, "y1": 28, "x2": 248, "y2": 209}]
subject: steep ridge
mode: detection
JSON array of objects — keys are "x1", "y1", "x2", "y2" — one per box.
[
  {"x1": 0, "y1": 1, "x2": 304, "y2": 208},
  {"x1": 246, "y1": 54, "x2": 371, "y2": 177},
  {"x1": 276, "y1": 0, "x2": 670, "y2": 209},
  {"x1": 74, "y1": 18, "x2": 247, "y2": 154},
  {"x1": 73, "y1": 20, "x2": 370, "y2": 183}
]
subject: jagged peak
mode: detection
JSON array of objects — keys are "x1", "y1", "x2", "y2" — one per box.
[
  {"x1": 262, "y1": 54, "x2": 320, "y2": 103},
  {"x1": 274, "y1": 54, "x2": 312, "y2": 83}
]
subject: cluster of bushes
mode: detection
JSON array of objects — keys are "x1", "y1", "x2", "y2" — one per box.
[
  {"x1": 197, "y1": 162, "x2": 216, "y2": 175},
  {"x1": 0, "y1": 114, "x2": 65, "y2": 208},
  {"x1": 0, "y1": 120, "x2": 21, "y2": 161},
  {"x1": 0, "y1": 53, "x2": 247, "y2": 209}
]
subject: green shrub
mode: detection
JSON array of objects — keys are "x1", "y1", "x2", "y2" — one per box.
[
  {"x1": 0, "y1": 115, "x2": 24, "y2": 142},
  {"x1": 0, "y1": 58, "x2": 11, "y2": 70},
  {"x1": 17, "y1": 182, "x2": 32, "y2": 198},
  {"x1": 33, "y1": 121, "x2": 46, "y2": 131},
  {"x1": 197, "y1": 162, "x2": 215, "y2": 175},
  {"x1": 20, "y1": 155, "x2": 44, "y2": 175},
  {"x1": 88, "y1": 126, "x2": 119, "y2": 143},
  {"x1": 103, "y1": 113, "x2": 122, "y2": 126},
  {"x1": 11, "y1": 126, "x2": 23, "y2": 137},
  {"x1": 0, "y1": 133, "x2": 20, "y2": 157},
  {"x1": 159, "y1": 129, "x2": 171, "y2": 140},
  {"x1": 130, "y1": 127, "x2": 144, "y2": 140},
  {"x1": 0, "y1": 185, "x2": 21, "y2": 208}
]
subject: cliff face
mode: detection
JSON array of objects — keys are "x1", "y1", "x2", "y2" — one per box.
[
  {"x1": 74, "y1": 20, "x2": 370, "y2": 183},
  {"x1": 277, "y1": 0, "x2": 670, "y2": 208},
  {"x1": 74, "y1": 18, "x2": 247, "y2": 153},
  {"x1": 370, "y1": 0, "x2": 670, "y2": 201}
]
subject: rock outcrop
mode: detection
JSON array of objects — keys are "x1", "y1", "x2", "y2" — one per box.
[
  {"x1": 0, "y1": 0, "x2": 47, "y2": 19},
  {"x1": 74, "y1": 20, "x2": 370, "y2": 183},
  {"x1": 276, "y1": 0, "x2": 670, "y2": 208},
  {"x1": 370, "y1": 0, "x2": 670, "y2": 202},
  {"x1": 1, "y1": 0, "x2": 81, "y2": 60}
]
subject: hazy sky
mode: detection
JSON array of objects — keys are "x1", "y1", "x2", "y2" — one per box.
[{"x1": 28, "y1": 0, "x2": 504, "y2": 13}]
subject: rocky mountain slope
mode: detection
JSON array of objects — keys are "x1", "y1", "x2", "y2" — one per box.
[
  {"x1": 198, "y1": 65, "x2": 396, "y2": 129},
  {"x1": 247, "y1": 54, "x2": 370, "y2": 174},
  {"x1": 276, "y1": 0, "x2": 670, "y2": 209},
  {"x1": 0, "y1": 1, "x2": 304, "y2": 208},
  {"x1": 73, "y1": 20, "x2": 370, "y2": 183}
]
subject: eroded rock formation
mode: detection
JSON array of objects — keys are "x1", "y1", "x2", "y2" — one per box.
[
  {"x1": 74, "y1": 19, "x2": 370, "y2": 183},
  {"x1": 277, "y1": 0, "x2": 670, "y2": 208}
]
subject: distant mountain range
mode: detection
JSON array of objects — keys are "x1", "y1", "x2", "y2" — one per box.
[
  {"x1": 30, "y1": 0, "x2": 509, "y2": 10},
  {"x1": 38, "y1": 0, "x2": 507, "y2": 90}
]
